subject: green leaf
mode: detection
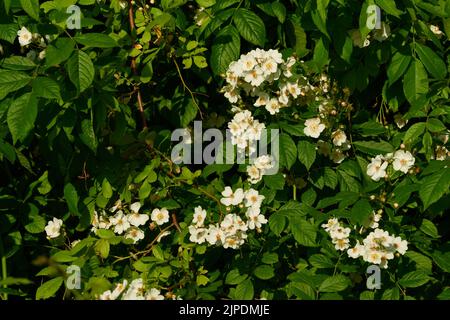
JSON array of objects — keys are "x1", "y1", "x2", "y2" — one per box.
[
  {"x1": 233, "y1": 9, "x2": 266, "y2": 46},
  {"x1": 415, "y1": 43, "x2": 447, "y2": 80},
  {"x1": 24, "y1": 215, "x2": 46, "y2": 234},
  {"x1": 225, "y1": 269, "x2": 248, "y2": 285},
  {"x1": 36, "y1": 277, "x2": 63, "y2": 300},
  {"x1": 95, "y1": 239, "x2": 110, "y2": 259},
  {"x1": 7, "y1": 93, "x2": 38, "y2": 144},
  {"x1": 263, "y1": 173, "x2": 285, "y2": 190},
  {"x1": 290, "y1": 216, "x2": 317, "y2": 247},
  {"x1": 268, "y1": 213, "x2": 286, "y2": 236},
  {"x1": 74, "y1": 33, "x2": 118, "y2": 48},
  {"x1": 102, "y1": 178, "x2": 113, "y2": 199},
  {"x1": 309, "y1": 254, "x2": 334, "y2": 269},
  {"x1": 0, "y1": 70, "x2": 32, "y2": 100},
  {"x1": 403, "y1": 59, "x2": 428, "y2": 106},
  {"x1": 433, "y1": 252, "x2": 450, "y2": 273},
  {"x1": 80, "y1": 119, "x2": 98, "y2": 153},
  {"x1": 353, "y1": 140, "x2": 394, "y2": 155},
  {"x1": 398, "y1": 271, "x2": 430, "y2": 288},
  {"x1": 210, "y1": 25, "x2": 240, "y2": 75},
  {"x1": 426, "y1": 118, "x2": 446, "y2": 133},
  {"x1": 45, "y1": 38, "x2": 75, "y2": 67},
  {"x1": 319, "y1": 275, "x2": 350, "y2": 292},
  {"x1": 261, "y1": 252, "x2": 278, "y2": 264},
  {"x1": 271, "y1": 2, "x2": 286, "y2": 23},
  {"x1": 419, "y1": 168, "x2": 450, "y2": 209},
  {"x1": 375, "y1": 0, "x2": 403, "y2": 17},
  {"x1": 1, "y1": 56, "x2": 36, "y2": 71},
  {"x1": 20, "y1": 0, "x2": 40, "y2": 21},
  {"x1": 234, "y1": 279, "x2": 254, "y2": 300},
  {"x1": 32, "y1": 77, "x2": 61, "y2": 100},
  {"x1": 0, "y1": 24, "x2": 18, "y2": 44},
  {"x1": 420, "y1": 219, "x2": 439, "y2": 238},
  {"x1": 297, "y1": 140, "x2": 316, "y2": 170},
  {"x1": 67, "y1": 50, "x2": 95, "y2": 93},
  {"x1": 403, "y1": 122, "x2": 426, "y2": 144},
  {"x1": 64, "y1": 183, "x2": 79, "y2": 215},
  {"x1": 381, "y1": 287, "x2": 400, "y2": 300},
  {"x1": 387, "y1": 52, "x2": 411, "y2": 84},
  {"x1": 405, "y1": 251, "x2": 432, "y2": 273},
  {"x1": 278, "y1": 201, "x2": 304, "y2": 217},
  {"x1": 279, "y1": 134, "x2": 297, "y2": 169},
  {"x1": 254, "y1": 265, "x2": 275, "y2": 280},
  {"x1": 350, "y1": 199, "x2": 373, "y2": 225}
]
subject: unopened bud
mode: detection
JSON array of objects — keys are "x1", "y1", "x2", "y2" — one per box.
[
  {"x1": 393, "y1": 203, "x2": 399, "y2": 209},
  {"x1": 377, "y1": 209, "x2": 383, "y2": 215},
  {"x1": 369, "y1": 195, "x2": 376, "y2": 200}
]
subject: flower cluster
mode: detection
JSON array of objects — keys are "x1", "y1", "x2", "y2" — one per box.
[
  {"x1": 228, "y1": 110, "x2": 265, "y2": 152},
  {"x1": 91, "y1": 201, "x2": 169, "y2": 244},
  {"x1": 188, "y1": 187, "x2": 267, "y2": 249},
  {"x1": 366, "y1": 150, "x2": 415, "y2": 181},
  {"x1": 347, "y1": 229, "x2": 408, "y2": 269},
  {"x1": 98, "y1": 278, "x2": 178, "y2": 300},
  {"x1": 17, "y1": 26, "x2": 48, "y2": 60},
  {"x1": 222, "y1": 49, "x2": 312, "y2": 115},
  {"x1": 322, "y1": 217, "x2": 408, "y2": 269},
  {"x1": 246, "y1": 155, "x2": 274, "y2": 184},
  {"x1": 321, "y1": 218, "x2": 351, "y2": 251}
]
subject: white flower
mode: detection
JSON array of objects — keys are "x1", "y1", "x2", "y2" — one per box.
[
  {"x1": 321, "y1": 218, "x2": 339, "y2": 232},
  {"x1": 244, "y1": 189, "x2": 265, "y2": 208},
  {"x1": 265, "y1": 98, "x2": 280, "y2": 115},
  {"x1": 220, "y1": 187, "x2": 244, "y2": 206},
  {"x1": 192, "y1": 206, "x2": 207, "y2": 227},
  {"x1": 391, "y1": 237, "x2": 408, "y2": 255},
  {"x1": 365, "y1": 250, "x2": 382, "y2": 264},
  {"x1": 127, "y1": 212, "x2": 149, "y2": 227},
  {"x1": 110, "y1": 211, "x2": 130, "y2": 235},
  {"x1": 111, "y1": 280, "x2": 128, "y2": 299},
  {"x1": 246, "y1": 207, "x2": 267, "y2": 230},
  {"x1": 124, "y1": 227, "x2": 145, "y2": 244},
  {"x1": 332, "y1": 238, "x2": 350, "y2": 251},
  {"x1": 254, "y1": 93, "x2": 269, "y2": 107},
  {"x1": 146, "y1": 288, "x2": 164, "y2": 300},
  {"x1": 247, "y1": 165, "x2": 262, "y2": 184},
  {"x1": 224, "y1": 88, "x2": 240, "y2": 104},
  {"x1": 38, "y1": 50, "x2": 46, "y2": 60},
  {"x1": 430, "y1": 25, "x2": 443, "y2": 37},
  {"x1": 188, "y1": 226, "x2": 208, "y2": 244},
  {"x1": 45, "y1": 217, "x2": 63, "y2": 239},
  {"x1": 304, "y1": 118, "x2": 326, "y2": 138},
  {"x1": 206, "y1": 225, "x2": 225, "y2": 245},
  {"x1": 151, "y1": 208, "x2": 170, "y2": 225},
  {"x1": 17, "y1": 27, "x2": 33, "y2": 46},
  {"x1": 244, "y1": 69, "x2": 264, "y2": 86},
  {"x1": 254, "y1": 155, "x2": 273, "y2": 170},
  {"x1": 99, "y1": 290, "x2": 114, "y2": 300},
  {"x1": 392, "y1": 150, "x2": 415, "y2": 174},
  {"x1": 286, "y1": 82, "x2": 301, "y2": 98},
  {"x1": 122, "y1": 278, "x2": 145, "y2": 300},
  {"x1": 329, "y1": 226, "x2": 351, "y2": 240},
  {"x1": 331, "y1": 130, "x2": 347, "y2": 146},
  {"x1": 366, "y1": 155, "x2": 388, "y2": 181},
  {"x1": 347, "y1": 243, "x2": 365, "y2": 259},
  {"x1": 261, "y1": 58, "x2": 278, "y2": 74},
  {"x1": 240, "y1": 54, "x2": 257, "y2": 71},
  {"x1": 110, "y1": 199, "x2": 122, "y2": 213}
]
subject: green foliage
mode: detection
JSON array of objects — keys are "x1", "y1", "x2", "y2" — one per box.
[{"x1": 0, "y1": 0, "x2": 448, "y2": 301}]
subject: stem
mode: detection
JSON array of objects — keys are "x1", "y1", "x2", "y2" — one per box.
[
  {"x1": 0, "y1": 236, "x2": 7, "y2": 300},
  {"x1": 128, "y1": 0, "x2": 148, "y2": 128},
  {"x1": 293, "y1": 184, "x2": 297, "y2": 201}
]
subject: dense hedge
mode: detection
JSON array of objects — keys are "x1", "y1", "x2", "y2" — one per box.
[{"x1": 0, "y1": 0, "x2": 449, "y2": 300}]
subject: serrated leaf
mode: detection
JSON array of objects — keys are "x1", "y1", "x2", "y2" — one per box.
[
  {"x1": 210, "y1": 25, "x2": 240, "y2": 75},
  {"x1": 64, "y1": 183, "x2": 79, "y2": 215},
  {"x1": 67, "y1": 50, "x2": 95, "y2": 93},
  {"x1": 233, "y1": 9, "x2": 266, "y2": 46},
  {"x1": 319, "y1": 275, "x2": 350, "y2": 292},
  {"x1": 254, "y1": 265, "x2": 275, "y2": 280},
  {"x1": 298, "y1": 140, "x2": 316, "y2": 170},
  {"x1": 403, "y1": 59, "x2": 428, "y2": 106},
  {"x1": 279, "y1": 134, "x2": 297, "y2": 169},
  {"x1": 398, "y1": 271, "x2": 430, "y2": 288},
  {"x1": 74, "y1": 33, "x2": 118, "y2": 48},
  {"x1": 20, "y1": 0, "x2": 40, "y2": 21},
  {"x1": 7, "y1": 93, "x2": 38, "y2": 144},
  {"x1": 415, "y1": 43, "x2": 447, "y2": 80},
  {"x1": 419, "y1": 168, "x2": 450, "y2": 209},
  {"x1": 0, "y1": 70, "x2": 32, "y2": 100},
  {"x1": 36, "y1": 277, "x2": 63, "y2": 300},
  {"x1": 32, "y1": 77, "x2": 61, "y2": 100}
]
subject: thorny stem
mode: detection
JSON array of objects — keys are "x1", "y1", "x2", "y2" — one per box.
[{"x1": 128, "y1": 0, "x2": 148, "y2": 128}]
